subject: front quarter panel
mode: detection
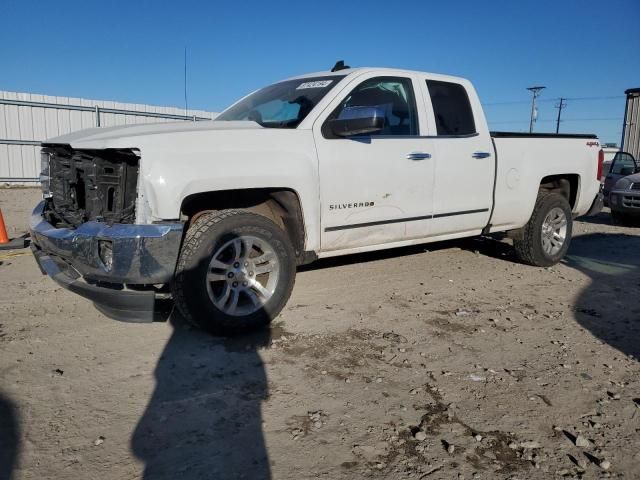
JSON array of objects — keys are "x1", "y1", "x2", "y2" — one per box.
[{"x1": 137, "y1": 129, "x2": 321, "y2": 250}]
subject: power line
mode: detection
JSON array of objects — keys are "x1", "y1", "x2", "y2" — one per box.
[
  {"x1": 490, "y1": 117, "x2": 621, "y2": 124},
  {"x1": 563, "y1": 95, "x2": 625, "y2": 101},
  {"x1": 484, "y1": 95, "x2": 625, "y2": 106},
  {"x1": 484, "y1": 100, "x2": 538, "y2": 106},
  {"x1": 558, "y1": 117, "x2": 622, "y2": 122}
]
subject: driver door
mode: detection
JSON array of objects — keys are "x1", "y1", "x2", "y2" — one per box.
[
  {"x1": 604, "y1": 152, "x2": 637, "y2": 198},
  {"x1": 313, "y1": 74, "x2": 435, "y2": 252}
]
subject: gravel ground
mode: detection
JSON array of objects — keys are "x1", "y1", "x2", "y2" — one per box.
[{"x1": 0, "y1": 187, "x2": 639, "y2": 480}]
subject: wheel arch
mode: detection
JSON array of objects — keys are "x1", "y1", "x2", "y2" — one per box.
[
  {"x1": 179, "y1": 188, "x2": 310, "y2": 264},
  {"x1": 539, "y1": 174, "x2": 580, "y2": 211}
]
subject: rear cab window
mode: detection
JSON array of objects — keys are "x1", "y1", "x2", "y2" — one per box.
[{"x1": 426, "y1": 80, "x2": 476, "y2": 136}]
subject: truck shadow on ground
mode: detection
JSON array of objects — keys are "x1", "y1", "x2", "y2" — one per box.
[
  {"x1": 0, "y1": 392, "x2": 19, "y2": 480},
  {"x1": 129, "y1": 230, "x2": 638, "y2": 479},
  {"x1": 461, "y1": 231, "x2": 640, "y2": 360},
  {"x1": 302, "y1": 230, "x2": 639, "y2": 361},
  {"x1": 130, "y1": 313, "x2": 273, "y2": 480},
  {"x1": 298, "y1": 238, "x2": 468, "y2": 272},
  {"x1": 298, "y1": 234, "x2": 517, "y2": 273},
  {"x1": 576, "y1": 211, "x2": 616, "y2": 226},
  {"x1": 564, "y1": 232, "x2": 640, "y2": 360},
  {"x1": 579, "y1": 211, "x2": 640, "y2": 228}
]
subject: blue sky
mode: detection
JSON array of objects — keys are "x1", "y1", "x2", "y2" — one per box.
[{"x1": 1, "y1": 0, "x2": 638, "y2": 143}]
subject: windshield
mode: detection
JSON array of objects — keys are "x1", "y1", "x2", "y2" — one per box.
[{"x1": 215, "y1": 75, "x2": 345, "y2": 128}]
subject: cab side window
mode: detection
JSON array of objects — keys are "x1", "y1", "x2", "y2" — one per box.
[
  {"x1": 426, "y1": 80, "x2": 476, "y2": 136},
  {"x1": 332, "y1": 77, "x2": 419, "y2": 136}
]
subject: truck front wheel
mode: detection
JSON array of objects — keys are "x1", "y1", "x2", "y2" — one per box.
[
  {"x1": 173, "y1": 210, "x2": 296, "y2": 335},
  {"x1": 513, "y1": 192, "x2": 573, "y2": 267}
]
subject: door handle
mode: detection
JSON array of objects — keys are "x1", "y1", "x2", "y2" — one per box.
[
  {"x1": 472, "y1": 151, "x2": 491, "y2": 159},
  {"x1": 406, "y1": 152, "x2": 431, "y2": 160}
]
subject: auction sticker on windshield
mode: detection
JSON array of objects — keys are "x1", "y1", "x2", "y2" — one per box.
[{"x1": 296, "y1": 80, "x2": 334, "y2": 90}]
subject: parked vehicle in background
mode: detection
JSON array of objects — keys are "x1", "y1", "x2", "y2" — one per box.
[
  {"x1": 601, "y1": 145, "x2": 621, "y2": 178},
  {"x1": 604, "y1": 151, "x2": 640, "y2": 225},
  {"x1": 30, "y1": 65, "x2": 604, "y2": 335},
  {"x1": 604, "y1": 152, "x2": 639, "y2": 201}
]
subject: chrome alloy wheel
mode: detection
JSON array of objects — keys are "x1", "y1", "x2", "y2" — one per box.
[
  {"x1": 541, "y1": 207, "x2": 568, "y2": 256},
  {"x1": 205, "y1": 235, "x2": 280, "y2": 316}
]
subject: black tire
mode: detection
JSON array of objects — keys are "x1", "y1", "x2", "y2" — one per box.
[
  {"x1": 173, "y1": 209, "x2": 296, "y2": 336},
  {"x1": 611, "y1": 210, "x2": 625, "y2": 226},
  {"x1": 513, "y1": 192, "x2": 573, "y2": 267},
  {"x1": 611, "y1": 210, "x2": 633, "y2": 227}
]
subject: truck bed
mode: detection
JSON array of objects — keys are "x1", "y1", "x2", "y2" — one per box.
[{"x1": 488, "y1": 133, "x2": 601, "y2": 233}]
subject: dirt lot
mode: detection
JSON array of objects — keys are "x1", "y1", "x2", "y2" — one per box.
[{"x1": 0, "y1": 187, "x2": 638, "y2": 480}]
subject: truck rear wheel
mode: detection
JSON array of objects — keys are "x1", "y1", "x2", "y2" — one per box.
[
  {"x1": 513, "y1": 192, "x2": 573, "y2": 267},
  {"x1": 173, "y1": 210, "x2": 296, "y2": 335}
]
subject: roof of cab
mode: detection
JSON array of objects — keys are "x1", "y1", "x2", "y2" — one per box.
[{"x1": 284, "y1": 67, "x2": 470, "y2": 85}]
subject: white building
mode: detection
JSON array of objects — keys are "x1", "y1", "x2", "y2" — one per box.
[{"x1": 0, "y1": 91, "x2": 216, "y2": 185}]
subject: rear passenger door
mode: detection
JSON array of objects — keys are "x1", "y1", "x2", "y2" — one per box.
[{"x1": 420, "y1": 78, "x2": 494, "y2": 236}]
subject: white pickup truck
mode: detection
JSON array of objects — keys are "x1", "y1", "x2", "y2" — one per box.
[{"x1": 30, "y1": 65, "x2": 604, "y2": 334}]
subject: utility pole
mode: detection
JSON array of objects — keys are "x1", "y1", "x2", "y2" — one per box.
[
  {"x1": 527, "y1": 86, "x2": 546, "y2": 133},
  {"x1": 555, "y1": 97, "x2": 567, "y2": 134}
]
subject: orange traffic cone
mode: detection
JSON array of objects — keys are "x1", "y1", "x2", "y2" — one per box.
[
  {"x1": 0, "y1": 208, "x2": 8, "y2": 244},
  {"x1": 0, "y1": 207, "x2": 27, "y2": 250}
]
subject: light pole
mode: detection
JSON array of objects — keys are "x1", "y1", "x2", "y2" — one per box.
[{"x1": 527, "y1": 86, "x2": 546, "y2": 133}]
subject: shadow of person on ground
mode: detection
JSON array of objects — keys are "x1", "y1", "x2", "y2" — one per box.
[
  {"x1": 131, "y1": 312, "x2": 272, "y2": 480},
  {"x1": 564, "y1": 232, "x2": 640, "y2": 359},
  {"x1": 0, "y1": 392, "x2": 19, "y2": 480}
]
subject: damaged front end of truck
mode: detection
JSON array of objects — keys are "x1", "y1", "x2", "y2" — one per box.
[
  {"x1": 40, "y1": 144, "x2": 140, "y2": 227},
  {"x1": 30, "y1": 144, "x2": 183, "y2": 322}
]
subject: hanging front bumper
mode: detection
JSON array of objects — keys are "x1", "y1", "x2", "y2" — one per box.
[{"x1": 29, "y1": 201, "x2": 184, "y2": 322}]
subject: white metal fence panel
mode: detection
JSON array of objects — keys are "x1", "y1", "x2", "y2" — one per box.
[{"x1": 0, "y1": 90, "x2": 217, "y2": 185}]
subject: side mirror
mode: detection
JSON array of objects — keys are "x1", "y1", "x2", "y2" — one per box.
[
  {"x1": 621, "y1": 166, "x2": 635, "y2": 176},
  {"x1": 328, "y1": 106, "x2": 385, "y2": 137}
]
